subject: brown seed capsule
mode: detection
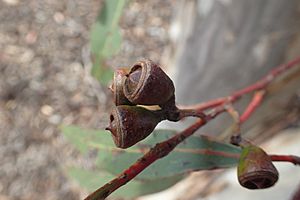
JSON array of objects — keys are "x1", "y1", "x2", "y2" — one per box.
[
  {"x1": 237, "y1": 145, "x2": 279, "y2": 189},
  {"x1": 110, "y1": 68, "x2": 134, "y2": 106},
  {"x1": 106, "y1": 105, "x2": 165, "y2": 148},
  {"x1": 123, "y1": 59, "x2": 175, "y2": 106}
]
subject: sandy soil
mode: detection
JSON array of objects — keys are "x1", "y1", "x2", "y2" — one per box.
[{"x1": 0, "y1": 0, "x2": 174, "y2": 199}]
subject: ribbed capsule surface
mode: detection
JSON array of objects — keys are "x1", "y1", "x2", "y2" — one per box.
[
  {"x1": 237, "y1": 145, "x2": 279, "y2": 189},
  {"x1": 106, "y1": 105, "x2": 163, "y2": 148},
  {"x1": 123, "y1": 59, "x2": 175, "y2": 106}
]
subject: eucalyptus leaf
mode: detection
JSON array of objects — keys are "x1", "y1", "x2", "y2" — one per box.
[
  {"x1": 98, "y1": 129, "x2": 242, "y2": 179},
  {"x1": 61, "y1": 125, "x2": 241, "y2": 180},
  {"x1": 91, "y1": 60, "x2": 114, "y2": 86},
  {"x1": 67, "y1": 167, "x2": 182, "y2": 199},
  {"x1": 101, "y1": 28, "x2": 122, "y2": 57},
  {"x1": 90, "y1": 0, "x2": 126, "y2": 85},
  {"x1": 61, "y1": 125, "x2": 114, "y2": 154}
]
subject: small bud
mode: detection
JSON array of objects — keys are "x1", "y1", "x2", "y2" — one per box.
[
  {"x1": 123, "y1": 59, "x2": 175, "y2": 106},
  {"x1": 106, "y1": 105, "x2": 164, "y2": 148},
  {"x1": 110, "y1": 68, "x2": 134, "y2": 106},
  {"x1": 237, "y1": 145, "x2": 279, "y2": 189}
]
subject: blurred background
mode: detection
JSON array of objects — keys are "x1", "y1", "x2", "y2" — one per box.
[{"x1": 0, "y1": 0, "x2": 300, "y2": 200}]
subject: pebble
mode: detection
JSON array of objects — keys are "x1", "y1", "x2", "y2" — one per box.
[
  {"x1": 48, "y1": 114, "x2": 62, "y2": 125},
  {"x1": 2, "y1": 0, "x2": 19, "y2": 6},
  {"x1": 41, "y1": 105, "x2": 54, "y2": 116}
]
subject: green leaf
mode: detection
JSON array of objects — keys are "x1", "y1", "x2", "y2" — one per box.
[
  {"x1": 61, "y1": 125, "x2": 241, "y2": 180},
  {"x1": 97, "y1": 0, "x2": 125, "y2": 26},
  {"x1": 90, "y1": 26, "x2": 122, "y2": 57},
  {"x1": 101, "y1": 28, "x2": 122, "y2": 57},
  {"x1": 97, "y1": 129, "x2": 242, "y2": 179},
  {"x1": 67, "y1": 167, "x2": 183, "y2": 199},
  {"x1": 90, "y1": 0, "x2": 126, "y2": 85},
  {"x1": 60, "y1": 125, "x2": 114, "y2": 154},
  {"x1": 91, "y1": 61, "x2": 114, "y2": 86}
]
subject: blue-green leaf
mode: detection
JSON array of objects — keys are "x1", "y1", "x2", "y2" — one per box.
[
  {"x1": 68, "y1": 167, "x2": 182, "y2": 199},
  {"x1": 90, "y1": 0, "x2": 126, "y2": 85},
  {"x1": 61, "y1": 126, "x2": 241, "y2": 180},
  {"x1": 97, "y1": 129, "x2": 241, "y2": 179}
]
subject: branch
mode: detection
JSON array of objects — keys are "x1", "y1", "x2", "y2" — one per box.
[
  {"x1": 270, "y1": 155, "x2": 300, "y2": 165},
  {"x1": 182, "y1": 56, "x2": 300, "y2": 112},
  {"x1": 230, "y1": 56, "x2": 300, "y2": 100},
  {"x1": 230, "y1": 90, "x2": 266, "y2": 145},
  {"x1": 84, "y1": 107, "x2": 225, "y2": 200},
  {"x1": 177, "y1": 97, "x2": 227, "y2": 111},
  {"x1": 240, "y1": 90, "x2": 266, "y2": 123}
]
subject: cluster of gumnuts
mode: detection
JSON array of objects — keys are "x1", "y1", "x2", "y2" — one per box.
[
  {"x1": 106, "y1": 59, "x2": 179, "y2": 149},
  {"x1": 106, "y1": 59, "x2": 280, "y2": 190}
]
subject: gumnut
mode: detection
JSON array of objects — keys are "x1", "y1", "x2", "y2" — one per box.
[
  {"x1": 123, "y1": 59, "x2": 175, "y2": 106},
  {"x1": 106, "y1": 105, "x2": 165, "y2": 148},
  {"x1": 237, "y1": 145, "x2": 279, "y2": 189}
]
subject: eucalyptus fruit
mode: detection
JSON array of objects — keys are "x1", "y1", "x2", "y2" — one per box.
[
  {"x1": 237, "y1": 145, "x2": 279, "y2": 189},
  {"x1": 123, "y1": 59, "x2": 175, "y2": 107},
  {"x1": 106, "y1": 105, "x2": 165, "y2": 148}
]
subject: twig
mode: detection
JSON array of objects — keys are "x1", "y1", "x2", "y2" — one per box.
[
  {"x1": 240, "y1": 90, "x2": 266, "y2": 123},
  {"x1": 230, "y1": 90, "x2": 265, "y2": 145},
  {"x1": 178, "y1": 108, "x2": 207, "y2": 119},
  {"x1": 270, "y1": 155, "x2": 300, "y2": 165},
  {"x1": 183, "y1": 56, "x2": 300, "y2": 111},
  {"x1": 224, "y1": 104, "x2": 242, "y2": 145},
  {"x1": 177, "y1": 97, "x2": 227, "y2": 111},
  {"x1": 230, "y1": 56, "x2": 300, "y2": 100},
  {"x1": 84, "y1": 107, "x2": 225, "y2": 200}
]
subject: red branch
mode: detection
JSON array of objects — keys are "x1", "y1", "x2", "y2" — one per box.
[
  {"x1": 178, "y1": 97, "x2": 226, "y2": 111},
  {"x1": 84, "y1": 107, "x2": 225, "y2": 200},
  {"x1": 240, "y1": 90, "x2": 265, "y2": 123},
  {"x1": 186, "y1": 56, "x2": 300, "y2": 112},
  {"x1": 85, "y1": 56, "x2": 300, "y2": 200},
  {"x1": 270, "y1": 155, "x2": 300, "y2": 165},
  {"x1": 230, "y1": 56, "x2": 300, "y2": 100}
]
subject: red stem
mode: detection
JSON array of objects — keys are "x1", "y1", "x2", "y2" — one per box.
[
  {"x1": 84, "y1": 107, "x2": 225, "y2": 200},
  {"x1": 270, "y1": 155, "x2": 300, "y2": 165},
  {"x1": 178, "y1": 108, "x2": 206, "y2": 119},
  {"x1": 231, "y1": 56, "x2": 300, "y2": 99},
  {"x1": 185, "y1": 56, "x2": 300, "y2": 111},
  {"x1": 178, "y1": 97, "x2": 226, "y2": 111},
  {"x1": 240, "y1": 90, "x2": 265, "y2": 123}
]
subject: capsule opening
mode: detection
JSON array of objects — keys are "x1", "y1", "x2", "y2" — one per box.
[
  {"x1": 244, "y1": 178, "x2": 273, "y2": 189},
  {"x1": 124, "y1": 64, "x2": 142, "y2": 96},
  {"x1": 110, "y1": 114, "x2": 114, "y2": 122}
]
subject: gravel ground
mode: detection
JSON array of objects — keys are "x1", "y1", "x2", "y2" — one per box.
[{"x1": 0, "y1": 0, "x2": 175, "y2": 199}]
